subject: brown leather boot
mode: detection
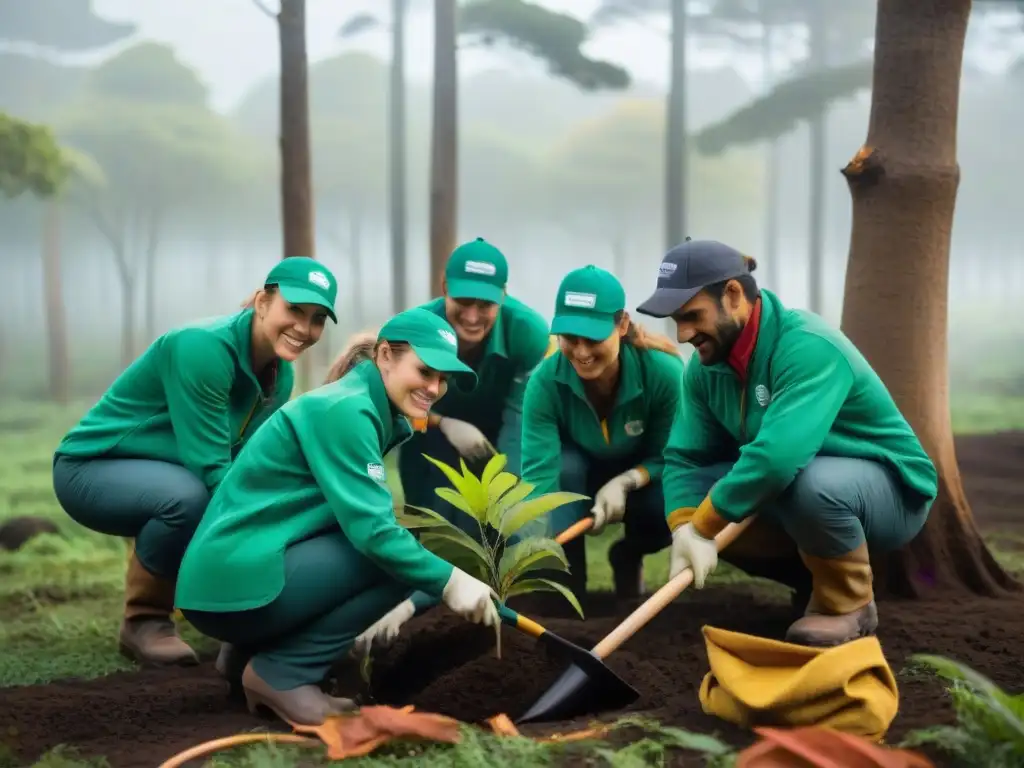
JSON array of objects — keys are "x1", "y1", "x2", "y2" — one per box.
[
  {"x1": 242, "y1": 661, "x2": 356, "y2": 725},
  {"x1": 119, "y1": 542, "x2": 199, "y2": 667},
  {"x1": 785, "y1": 542, "x2": 879, "y2": 647}
]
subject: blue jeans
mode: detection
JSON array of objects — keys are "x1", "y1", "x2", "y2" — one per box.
[{"x1": 52, "y1": 454, "x2": 209, "y2": 579}]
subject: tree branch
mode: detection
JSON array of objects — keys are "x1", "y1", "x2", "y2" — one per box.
[{"x1": 252, "y1": 0, "x2": 278, "y2": 19}]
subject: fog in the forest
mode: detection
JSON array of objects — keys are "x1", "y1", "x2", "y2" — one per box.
[{"x1": 2, "y1": 0, "x2": 1022, "y2": 399}]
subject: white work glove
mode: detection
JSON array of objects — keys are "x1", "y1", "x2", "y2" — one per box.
[
  {"x1": 669, "y1": 522, "x2": 719, "y2": 588},
  {"x1": 353, "y1": 598, "x2": 416, "y2": 656},
  {"x1": 589, "y1": 469, "x2": 646, "y2": 535},
  {"x1": 441, "y1": 567, "x2": 499, "y2": 627},
  {"x1": 438, "y1": 416, "x2": 495, "y2": 461}
]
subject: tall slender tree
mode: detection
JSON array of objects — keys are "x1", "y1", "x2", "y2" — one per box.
[{"x1": 840, "y1": 0, "x2": 1019, "y2": 598}]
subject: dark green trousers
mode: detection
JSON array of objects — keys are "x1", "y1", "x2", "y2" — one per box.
[
  {"x1": 52, "y1": 454, "x2": 209, "y2": 579},
  {"x1": 546, "y1": 446, "x2": 671, "y2": 590},
  {"x1": 182, "y1": 530, "x2": 418, "y2": 690}
]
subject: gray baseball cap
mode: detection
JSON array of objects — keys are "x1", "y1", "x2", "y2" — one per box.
[{"x1": 635, "y1": 239, "x2": 751, "y2": 318}]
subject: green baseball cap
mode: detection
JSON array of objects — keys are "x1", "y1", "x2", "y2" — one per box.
[
  {"x1": 378, "y1": 308, "x2": 478, "y2": 390},
  {"x1": 551, "y1": 265, "x2": 626, "y2": 341},
  {"x1": 265, "y1": 257, "x2": 338, "y2": 323},
  {"x1": 444, "y1": 238, "x2": 508, "y2": 304}
]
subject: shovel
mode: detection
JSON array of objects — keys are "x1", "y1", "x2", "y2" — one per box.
[
  {"x1": 494, "y1": 602, "x2": 639, "y2": 721},
  {"x1": 554, "y1": 517, "x2": 595, "y2": 545},
  {"x1": 517, "y1": 516, "x2": 756, "y2": 724}
]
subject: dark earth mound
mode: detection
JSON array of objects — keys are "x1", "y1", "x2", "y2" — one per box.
[{"x1": 1, "y1": 432, "x2": 1023, "y2": 767}]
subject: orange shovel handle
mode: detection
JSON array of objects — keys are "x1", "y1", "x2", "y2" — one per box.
[{"x1": 555, "y1": 517, "x2": 595, "y2": 545}]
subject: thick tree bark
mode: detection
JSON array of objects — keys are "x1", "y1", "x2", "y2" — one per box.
[
  {"x1": 429, "y1": 0, "x2": 458, "y2": 299},
  {"x1": 278, "y1": 0, "x2": 314, "y2": 390},
  {"x1": 389, "y1": 0, "x2": 408, "y2": 312},
  {"x1": 42, "y1": 199, "x2": 69, "y2": 403},
  {"x1": 840, "y1": 0, "x2": 1019, "y2": 598},
  {"x1": 664, "y1": 0, "x2": 686, "y2": 248}
]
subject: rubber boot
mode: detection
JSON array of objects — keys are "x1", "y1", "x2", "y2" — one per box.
[
  {"x1": 242, "y1": 661, "x2": 356, "y2": 725},
  {"x1": 607, "y1": 539, "x2": 645, "y2": 599},
  {"x1": 216, "y1": 643, "x2": 251, "y2": 698},
  {"x1": 119, "y1": 544, "x2": 199, "y2": 667},
  {"x1": 785, "y1": 542, "x2": 879, "y2": 647}
]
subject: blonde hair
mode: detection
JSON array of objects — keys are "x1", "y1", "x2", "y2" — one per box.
[
  {"x1": 618, "y1": 312, "x2": 680, "y2": 357},
  {"x1": 325, "y1": 330, "x2": 379, "y2": 384}
]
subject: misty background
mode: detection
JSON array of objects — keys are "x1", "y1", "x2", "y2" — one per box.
[{"x1": 2, "y1": 0, "x2": 1022, "y2": 400}]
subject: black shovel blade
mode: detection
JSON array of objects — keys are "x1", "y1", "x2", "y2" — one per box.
[{"x1": 515, "y1": 649, "x2": 639, "y2": 725}]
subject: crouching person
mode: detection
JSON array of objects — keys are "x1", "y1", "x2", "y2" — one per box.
[
  {"x1": 520, "y1": 265, "x2": 684, "y2": 598},
  {"x1": 175, "y1": 308, "x2": 500, "y2": 726},
  {"x1": 635, "y1": 239, "x2": 938, "y2": 646},
  {"x1": 51, "y1": 257, "x2": 337, "y2": 666}
]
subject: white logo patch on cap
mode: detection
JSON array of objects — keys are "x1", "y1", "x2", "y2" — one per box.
[
  {"x1": 308, "y1": 270, "x2": 331, "y2": 290},
  {"x1": 658, "y1": 262, "x2": 677, "y2": 279},
  {"x1": 464, "y1": 260, "x2": 497, "y2": 276},
  {"x1": 564, "y1": 291, "x2": 597, "y2": 309},
  {"x1": 439, "y1": 329, "x2": 457, "y2": 347}
]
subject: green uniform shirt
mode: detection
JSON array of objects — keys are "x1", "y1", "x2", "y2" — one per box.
[
  {"x1": 419, "y1": 295, "x2": 550, "y2": 437},
  {"x1": 663, "y1": 289, "x2": 939, "y2": 521},
  {"x1": 521, "y1": 343, "x2": 685, "y2": 495},
  {"x1": 175, "y1": 359, "x2": 455, "y2": 613},
  {"x1": 55, "y1": 308, "x2": 294, "y2": 493}
]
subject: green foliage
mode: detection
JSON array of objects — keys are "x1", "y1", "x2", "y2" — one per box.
[
  {"x1": 84, "y1": 42, "x2": 211, "y2": 109},
  {"x1": 0, "y1": 112, "x2": 68, "y2": 199},
  {"x1": 398, "y1": 453, "x2": 588, "y2": 617},
  {"x1": 901, "y1": 654, "x2": 1024, "y2": 767},
  {"x1": 0, "y1": 0, "x2": 134, "y2": 51},
  {"x1": 544, "y1": 98, "x2": 763, "y2": 233},
  {"x1": 459, "y1": 0, "x2": 630, "y2": 91},
  {"x1": 694, "y1": 60, "x2": 873, "y2": 153}
]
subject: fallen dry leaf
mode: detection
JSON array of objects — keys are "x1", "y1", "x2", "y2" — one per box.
[
  {"x1": 290, "y1": 704, "x2": 461, "y2": 760},
  {"x1": 737, "y1": 726, "x2": 935, "y2": 768}
]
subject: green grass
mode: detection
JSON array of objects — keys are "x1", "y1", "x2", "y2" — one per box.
[{"x1": 3, "y1": 391, "x2": 1024, "y2": 767}]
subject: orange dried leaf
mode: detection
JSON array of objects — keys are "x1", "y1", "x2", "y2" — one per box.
[
  {"x1": 289, "y1": 705, "x2": 460, "y2": 761},
  {"x1": 738, "y1": 726, "x2": 935, "y2": 768},
  {"x1": 487, "y1": 714, "x2": 521, "y2": 737}
]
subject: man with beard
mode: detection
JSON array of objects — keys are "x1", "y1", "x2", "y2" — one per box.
[{"x1": 634, "y1": 240, "x2": 937, "y2": 646}]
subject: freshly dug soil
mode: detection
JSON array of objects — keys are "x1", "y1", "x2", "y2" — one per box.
[{"x1": 1, "y1": 432, "x2": 1023, "y2": 767}]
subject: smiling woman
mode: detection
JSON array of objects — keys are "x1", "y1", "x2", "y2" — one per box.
[
  {"x1": 50, "y1": 256, "x2": 338, "y2": 669},
  {"x1": 174, "y1": 307, "x2": 500, "y2": 727}
]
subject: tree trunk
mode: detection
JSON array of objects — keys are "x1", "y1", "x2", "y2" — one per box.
[
  {"x1": 143, "y1": 209, "x2": 161, "y2": 344},
  {"x1": 119, "y1": 269, "x2": 136, "y2": 370},
  {"x1": 806, "y1": 2, "x2": 826, "y2": 315},
  {"x1": 389, "y1": 0, "x2": 408, "y2": 313},
  {"x1": 350, "y1": 210, "x2": 364, "y2": 326},
  {"x1": 664, "y1": 0, "x2": 686, "y2": 248},
  {"x1": 760, "y1": 17, "x2": 781, "y2": 293},
  {"x1": 42, "y1": 199, "x2": 70, "y2": 403},
  {"x1": 839, "y1": 0, "x2": 1018, "y2": 599},
  {"x1": 429, "y1": 0, "x2": 458, "y2": 299},
  {"x1": 278, "y1": 0, "x2": 314, "y2": 391}
]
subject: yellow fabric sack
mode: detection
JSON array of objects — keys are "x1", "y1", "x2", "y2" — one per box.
[{"x1": 697, "y1": 625, "x2": 899, "y2": 742}]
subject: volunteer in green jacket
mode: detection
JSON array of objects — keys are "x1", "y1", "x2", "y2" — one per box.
[
  {"x1": 398, "y1": 238, "x2": 550, "y2": 537},
  {"x1": 635, "y1": 239, "x2": 938, "y2": 646},
  {"x1": 52, "y1": 257, "x2": 338, "y2": 667},
  {"x1": 520, "y1": 265, "x2": 685, "y2": 599},
  {"x1": 175, "y1": 308, "x2": 499, "y2": 726}
]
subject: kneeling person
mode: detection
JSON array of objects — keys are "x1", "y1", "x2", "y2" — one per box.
[
  {"x1": 635, "y1": 240, "x2": 937, "y2": 646},
  {"x1": 175, "y1": 308, "x2": 499, "y2": 726}
]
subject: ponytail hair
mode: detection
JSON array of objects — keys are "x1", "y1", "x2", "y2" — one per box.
[
  {"x1": 614, "y1": 311, "x2": 680, "y2": 357},
  {"x1": 325, "y1": 330, "x2": 379, "y2": 384},
  {"x1": 241, "y1": 284, "x2": 278, "y2": 309}
]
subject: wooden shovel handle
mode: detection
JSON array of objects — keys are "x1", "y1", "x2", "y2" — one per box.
[
  {"x1": 590, "y1": 516, "x2": 757, "y2": 660},
  {"x1": 555, "y1": 517, "x2": 595, "y2": 545}
]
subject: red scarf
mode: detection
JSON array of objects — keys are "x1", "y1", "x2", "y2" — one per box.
[{"x1": 726, "y1": 298, "x2": 762, "y2": 382}]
